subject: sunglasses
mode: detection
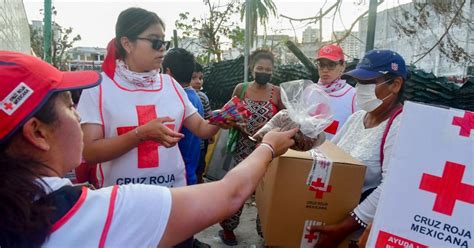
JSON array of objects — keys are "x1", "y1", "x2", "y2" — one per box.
[
  {"x1": 136, "y1": 37, "x2": 171, "y2": 51},
  {"x1": 316, "y1": 60, "x2": 342, "y2": 70}
]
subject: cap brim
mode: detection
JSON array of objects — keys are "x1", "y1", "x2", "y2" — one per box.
[
  {"x1": 317, "y1": 56, "x2": 342, "y2": 62},
  {"x1": 342, "y1": 68, "x2": 384, "y2": 80},
  {"x1": 58, "y1": 71, "x2": 102, "y2": 91}
]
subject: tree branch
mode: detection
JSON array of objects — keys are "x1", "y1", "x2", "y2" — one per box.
[
  {"x1": 412, "y1": 0, "x2": 466, "y2": 64},
  {"x1": 279, "y1": 0, "x2": 341, "y2": 23}
]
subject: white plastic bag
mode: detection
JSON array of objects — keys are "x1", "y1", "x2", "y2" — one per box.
[{"x1": 253, "y1": 80, "x2": 332, "y2": 151}]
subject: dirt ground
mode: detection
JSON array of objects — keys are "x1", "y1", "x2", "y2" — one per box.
[{"x1": 195, "y1": 200, "x2": 265, "y2": 248}]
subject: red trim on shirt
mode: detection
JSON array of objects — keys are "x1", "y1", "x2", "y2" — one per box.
[
  {"x1": 50, "y1": 187, "x2": 88, "y2": 233},
  {"x1": 98, "y1": 185, "x2": 119, "y2": 248},
  {"x1": 98, "y1": 84, "x2": 105, "y2": 188},
  {"x1": 109, "y1": 74, "x2": 164, "y2": 92},
  {"x1": 328, "y1": 85, "x2": 352, "y2": 97},
  {"x1": 170, "y1": 76, "x2": 186, "y2": 131},
  {"x1": 351, "y1": 94, "x2": 356, "y2": 113}
]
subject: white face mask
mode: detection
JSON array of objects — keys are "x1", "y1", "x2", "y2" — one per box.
[{"x1": 355, "y1": 79, "x2": 392, "y2": 112}]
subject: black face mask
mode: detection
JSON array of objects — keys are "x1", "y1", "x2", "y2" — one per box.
[{"x1": 254, "y1": 72, "x2": 272, "y2": 85}]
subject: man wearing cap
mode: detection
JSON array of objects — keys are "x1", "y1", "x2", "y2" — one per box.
[
  {"x1": 310, "y1": 49, "x2": 408, "y2": 247},
  {"x1": 315, "y1": 44, "x2": 356, "y2": 139}
]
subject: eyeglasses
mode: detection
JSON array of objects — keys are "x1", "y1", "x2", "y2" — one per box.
[
  {"x1": 316, "y1": 60, "x2": 342, "y2": 70},
  {"x1": 136, "y1": 37, "x2": 171, "y2": 51}
]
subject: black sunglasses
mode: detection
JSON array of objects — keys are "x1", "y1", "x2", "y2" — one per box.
[{"x1": 136, "y1": 37, "x2": 171, "y2": 51}]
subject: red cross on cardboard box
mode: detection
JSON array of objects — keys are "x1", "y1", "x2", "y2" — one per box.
[
  {"x1": 419, "y1": 161, "x2": 474, "y2": 216},
  {"x1": 309, "y1": 178, "x2": 333, "y2": 199},
  {"x1": 117, "y1": 105, "x2": 175, "y2": 169},
  {"x1": 305, "y1": 230, "x2": 319, "y2": 243},
  {"x1": 452, "y1": 111, "x2": 474, "y2": 137},
  {"x1": 3, "y1": 102, "x2": 13, "y2": 110}
]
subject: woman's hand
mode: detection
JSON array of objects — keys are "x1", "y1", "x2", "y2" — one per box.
[
  {"x1": 137, "y1": 117, "x2": 184, "y2": 147},
  {"x1": 309, "y1": 224, "x2": 348, "y2": 248},
  {"x1": 261, "y1": 128, "x2": 298, "y2": 157}
]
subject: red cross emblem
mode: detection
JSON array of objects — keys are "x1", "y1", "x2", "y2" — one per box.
[
  {"x1": 117, "y1": 105, "x2": 175, "y2": 169},
  {"x1": 419, "y1": 161, "x2": 474, "y2": 216},
  {"x1": 3, "y1": 102, "x2": 13, "y2": 110},
  {"x1": 324, "y1": 120, "x2": 339, "y2": 135},
  {"x1": 309, "y1": 178, "x2": 333, "y2": 199},
  {"x1": 305, "y1": 229, "x2": 319, "y2": 243},
  {"x1": 452, "y1": 111, "x2": 474, "y2": 137}
]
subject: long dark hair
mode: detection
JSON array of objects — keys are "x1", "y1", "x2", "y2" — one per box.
[
  {"x1": 115, "y1": 7, "x2": 165, "y2": 59},
  {"x1": 0, "y1": 93, "x2": 60, "y2": 248}
]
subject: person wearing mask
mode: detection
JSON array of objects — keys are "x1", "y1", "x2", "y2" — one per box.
[
  {"x1": 219, "y1": 48, "x2": 285, "y2": 246},
  {"x1": 77, "y1": 8, "x2": 226, "y2": 190},
  {"x1": 0, "y1": 51, "x2": 300, "y2": 247},
  {"x1": 315, "y1": 44, "x2": 356, "y2": 139},
  {"x1": 310, "y1": 50, "x2": 408, "y2": 247},
  {"x1": 190, "y1": 62, "x2": 213, "y2": 184}
]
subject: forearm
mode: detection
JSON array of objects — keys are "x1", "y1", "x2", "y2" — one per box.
[
  {"x1": 195, "y1": 121, "x2": 220, "y2": 139},
  {"x1": 220, "y1": 145, "x2": 273, "y2": 210},
  {"x1": 83, "y1": 130, "x2": 140, "y2": 164}
]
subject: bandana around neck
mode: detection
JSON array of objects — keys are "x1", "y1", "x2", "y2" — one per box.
[
  {"x1": 115, "y1": 60, "x2": 160, "y2": 88},
  {"x1": 318, "y1": 78, "x2": 346, "y2": 94}
]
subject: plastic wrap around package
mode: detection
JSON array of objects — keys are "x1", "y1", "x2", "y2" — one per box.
[{"x1": 253, "y1": 80, "x2": 332, "y2": 151}]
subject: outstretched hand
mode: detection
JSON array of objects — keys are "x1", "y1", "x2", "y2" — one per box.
[
  {"x1": 261, "y1": 128, "x2": 298, "y2": 157},
  {"x1": 138, "y1": 117, "x2": 184, "y2": 147}
]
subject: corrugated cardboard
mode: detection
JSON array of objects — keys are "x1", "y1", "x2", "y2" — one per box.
[{"x1": 256, "y1": 141, "x2": 366, "y2": 247}]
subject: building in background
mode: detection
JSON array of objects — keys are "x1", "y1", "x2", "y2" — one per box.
[
  {"x1": 332, "y1": 31, "x2": 361, "y2": 62},
  {"x1": 359, "y1": 1, "x2": 473, "y2": 77},
  {"x1": 66, "y1": 47, "x2": 106, "y2": 71},
  {"x1": 302, "y1": 26, "x2": 320, "y2": 43},
  {"x1": 300, "y1": 26, "x2": 322, "y2": 61},
  {"x1": 0, "y1": 0, "x2": 30, "y2": 54}
]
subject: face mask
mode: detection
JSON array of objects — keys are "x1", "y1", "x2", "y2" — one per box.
[
  {"x1": 255, "y1": 72, "x2": 272, "y2": 85},
  {"x1": 355, "y1": 79, "x2": 392, "y2": 112}
]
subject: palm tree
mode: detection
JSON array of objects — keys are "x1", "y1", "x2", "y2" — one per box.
[{"x1": 240, "y1": 0, "x2": 278, "y2": 48}]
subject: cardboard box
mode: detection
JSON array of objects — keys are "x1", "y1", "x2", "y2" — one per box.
[
  {"x1": 256, "y1": 141, "x2": 366, "y2": 247},
  {"x1": 367, "y1": 101, "x2": 473, "y2": 248}
]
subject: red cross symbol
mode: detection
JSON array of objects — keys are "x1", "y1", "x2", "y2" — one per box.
[
  {"x1": 3, "y1": 102, "x2": 13, "y2": 110},
  {"x1": 117, "y1": 105, "x2": 175, "y2": 169},
  {"x1": 452, "y1": 111, "x2": 474, "y2": 137},
  {"x1": 309, "y1": 178, "x2": 333, "y2": 199},
  {"x1": 324, "y1": 120, "x2": 339, "y2": 135},
  {"x1": 305, "y1": 230, "x2": 318, "y2": 243},
  {"x1": 419, "y1": 161, "x2": 474, "y2": 216}
]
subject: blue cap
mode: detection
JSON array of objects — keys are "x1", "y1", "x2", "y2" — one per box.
[{"x1": 344, "y1": 49, "x2": 408, "y2": 80}]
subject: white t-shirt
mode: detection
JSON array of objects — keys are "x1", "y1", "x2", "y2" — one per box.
[
  {"x1": 77, "y1": 72, "x2": 196, "y2": 187},
  {"x1": 42, "y1": 177, "x2": 172, "y2": 247},
  {"x1": 325, "y1": 82, "x2": 356, "y2": 139},
  {"x1": 332, "y1": 110, "x2": 401, "y2": 224}
]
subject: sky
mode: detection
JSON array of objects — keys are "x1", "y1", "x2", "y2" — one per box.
[{"x1": 22, "y1": 0, "x2": 411, "y2": 48}]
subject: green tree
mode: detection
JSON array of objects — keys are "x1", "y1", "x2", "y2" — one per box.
[
  {"x1": 30, "y1": 8, "x2": 81, "y2": 70},
  {"x1": 175, "y1": 0, "x2": 240, "y2": 62},
  {"x1": 240, "y1": 0, "x2": 278, "y2": 47}
]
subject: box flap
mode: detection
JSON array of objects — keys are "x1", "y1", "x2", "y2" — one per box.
[{"x1": 281, "y1": 141, "x2": 364, "y2": 166}]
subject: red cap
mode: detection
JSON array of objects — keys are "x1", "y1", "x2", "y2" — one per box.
[
  {"x1": 0, "y1": 51, "x2": 101, "y2": 144},
  {"x1": 316, "y1": 44, "x2": 345, "y2": 62}
]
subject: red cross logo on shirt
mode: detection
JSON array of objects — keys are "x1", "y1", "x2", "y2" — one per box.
[
  {"x1": 309, "y1": 178, "x2": 333, "y2": 199},
  {"x1": 117, "y1": 105, "x2": 175, "y2": 169},
  {"x1": 419, "y1": 161, "x2": 474, "y2": 216},
  {"x1": 3, "y1": 102, "x2": 13, "y2": 110},
  {"x1": 452, "y1": 111, "x2": 474, "y2": 137},
  {"x1": 305, "y1": 229, "x2": 319, "y2": 243},
  {"x1": 324, "y1": 120, "x2": 339, "y2": 135}
]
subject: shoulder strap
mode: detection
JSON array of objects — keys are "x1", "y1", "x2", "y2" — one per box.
[
  {"x1": 239, "y1": 82, "x2": 248, "y2": 99},
  {"x1": 40, "y1": 185, "x2": 83, "y2": 224},
  {"x1": 380, "y1": 107, "x2": 403, "y2": 167}
]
